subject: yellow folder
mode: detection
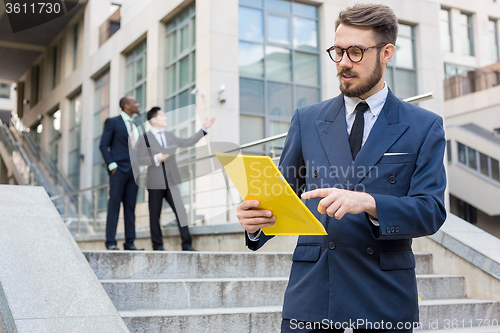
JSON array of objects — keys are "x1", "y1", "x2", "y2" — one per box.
[{"x1": 215, "y1": 152, "x2": 327, "y2": 236}]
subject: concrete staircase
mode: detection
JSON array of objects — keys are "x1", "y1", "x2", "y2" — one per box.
[{"x1": 84, "y1": 251, "x2": 500, "y2": 332}]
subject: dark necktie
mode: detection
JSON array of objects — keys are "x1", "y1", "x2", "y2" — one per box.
[{"x1": 349, "y1": 102, "x2": 369, "y2": 161}]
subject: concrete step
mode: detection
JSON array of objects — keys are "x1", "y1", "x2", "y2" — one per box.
[
  {"x1": 417, "y1": 274, "x2": 465, "y2": 300},
  {"x1": 119, "y1": 306, "x2": 282, "y2": 333},
  {"x1": 84, "y1": 251, "x2": 293, "y2": 280},
  {"x1": 118, "y1": 299, "x2": 499, "y2": 333},
  {"x1": 84, "y1": 251, "x2": 433, "y2": 279},
  {"x1": 101, "y1": 274, "x2": 464, "y2": 311},
  {"x1": 101, "y1": 277, "x2": 288, "y2": 311},
  {"x1": 419, "y1": 299, "x2": 500, "y2": 329}
]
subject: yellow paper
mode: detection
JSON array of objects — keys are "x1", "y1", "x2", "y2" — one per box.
[{"x1": 215, "y1": 152, "x2": 327, "y2": 236}]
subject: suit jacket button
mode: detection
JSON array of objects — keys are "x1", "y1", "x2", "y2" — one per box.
[
  {"x1": 391, "y1": 227, "x2": 396, "y2": 233},
  {"x1": 389, "y1": 176, "x2": 396, "y2": 184},
  {"x1": 386, "y1": 227, "x2": 391, "y2": 234},
  {"x1": 328, "y1": 242, "x2": 336, "y2": 250},
  {"x1": 366, "y1": 247, "x2": 374, "y2": 255},
  {"x1": 395, "y1": 227, "x2": 400, "y2": 233}
]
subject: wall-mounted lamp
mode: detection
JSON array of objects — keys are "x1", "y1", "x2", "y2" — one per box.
[{"x1": 218, "y1": 84, "x2": 226, "y2": 104}]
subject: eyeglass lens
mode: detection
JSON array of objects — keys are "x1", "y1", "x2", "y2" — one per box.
[{"x1": 332, "y1": 46, "x2": 363, "y2": 63}]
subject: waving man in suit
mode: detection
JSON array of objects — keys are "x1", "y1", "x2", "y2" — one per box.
[
  {"x1": 237, "y1": 4, "x2": 447, "y2": 333},
  {"x1": 135, "y1": 106, "x2": 215, "y2": 251}
]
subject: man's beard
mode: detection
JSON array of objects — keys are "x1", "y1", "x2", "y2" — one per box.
[{"x1": 338, "y1": 59, "x2": 383, "y2": 98}]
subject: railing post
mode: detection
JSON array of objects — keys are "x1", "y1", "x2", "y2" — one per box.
[
  {"x1": 93, "y1": 191, "x2": 98, "y2": 231},
  {"x1": 78, "y1": 194, "x2": 82, "y2": 234},
  {"x1": 189, "y1": 167, "x2": 194, "y2": 226},
  {"x1": 64, "y1": 196, "x2": 68, "y2": 220}
]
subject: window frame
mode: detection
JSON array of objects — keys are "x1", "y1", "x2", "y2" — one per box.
[
  {"x1": 238, "y1": 0, "x2": 321, "y2": 151},
  {"x1": 385, "y1": 23, "x2": 417, "y2": 99}
]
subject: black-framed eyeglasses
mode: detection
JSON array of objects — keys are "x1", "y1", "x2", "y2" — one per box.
[{"x1": 326, "y1": 43, "x2": 388, "y2": 63}]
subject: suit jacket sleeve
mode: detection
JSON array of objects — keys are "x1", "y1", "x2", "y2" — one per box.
[
  {"x1": 367, "y1": 116, "x2": 447, "y2": 240},
  {"x1": 172, "y1": 129, "x2": 207, "y2": 147},
  {"x1": 246, "y1": 109, "x2": 305, "y2": 251},
  {"x1": 99, "y1": 118, "x2": 115, "y2": 167}
]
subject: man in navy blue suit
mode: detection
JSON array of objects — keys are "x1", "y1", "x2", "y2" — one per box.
[
  {"x1": 100, "y1": 96, "x2": 143, "y2": 251},
  {"x1": 237, "y1": 4, "x2": 446, "y2": 333}
]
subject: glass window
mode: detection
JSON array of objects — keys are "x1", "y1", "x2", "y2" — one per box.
[
  {"x1": 270, "y1": 121, "x2": 289, "y2": 148},
  {"x1": 240, "y1": 115, "x2": 264, "y2": 144},
  {"x1": 266, "y1": 46, "x2": 292, "y2": 81},
  {"x1": 68, "y1": 94, "x2": 82, "y2": 189},
  {"x1": 165, "y1": 64, "x2": 176, "y2": 96},
  {"x1": 267, "y1": 82, "x2": 292, "y2": 116},
  {"x1": 180, "y1": 25, "x2": 190, "y2": 54},
  {"x1": 165, "y1": 32, "x2": 177, "y2": 64},
  {"x1": 294, "y1": 52, "x2": 318, "y2": 85},
  {"x1": 268, "y1": 14, "x2": 289, "y2": 45},
  {"x1": 386, "y1": 24, "x2": 417, "y2": 99},
  {"x1": 491, "y1": 158, "x2": 500, "y2": 181},
  {"x1": 240, "y1": 0, "x2": 263, "y2": 7},
  {"x1": 179, "y1": 56, "x2": 190, "y2": 89},
  {"x1": 266, "y1": 0, "x2": 291, "y2": 13},
  {"x1": 457, "y1": 142, "x2": 466, "y2": 164},
  {"x1": 395, "y1": 37, "x2": 414, "y2": 69},
  {"x1": 239, "y1": 42, "x2": 264, "y2": 78},
  {"x1": 239, "y1": 0, "x2": 319, "y2": 151},
  {"x1": 296, "y1": 86, "x2": 320, "y2": 108},
  {"x1": 240, "y1": 78, "x2": 264, "y2": 114},
  {"x1": 467, "y1": 146, "x2": 477, "y2": 170},
  {"x1": 0, "y1": 83, "x2": 10, "y2": 99},
  {"x1": 125, "y1": 40, "x2": 147, "y2": 120},
  {"x1": 293, "y1": 17, "x2": 317, "y2": 51},
  {"x1": 292, "y1": 2, "x2": 317, "y2": 18},
  {"x1": 489, "y1": 19, "x2": 499, "y2": 61},
  {"x1": 239, "y1": 7, "x2": 263, "y2": 43},
  {"x1": 164, "y1": 6, "x2": 196, "y2": 136},
  {"x1": 460, "y1": 13, "x2": 474, "y2": 56},
  {"x1": 440, "y1": 9, "x2": 452, "y2": 52},
  {"x1": 479, "y1": 153, "x2": 489, "y2": 176}
]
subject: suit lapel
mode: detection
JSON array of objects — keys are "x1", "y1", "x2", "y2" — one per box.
[
  {"x1": 316, "y1": 95, "x2": 352, "y2": 185},
  {"x1": 347, "y1": 90, "x2": 409, "y2": 188},
  {"x1": 118, "y1": 115, "x2": 129, "y2": 137}
]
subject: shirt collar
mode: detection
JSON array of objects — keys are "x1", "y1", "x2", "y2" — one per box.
[
  {"x1": 344, "y1": 82, "x2": 388, "y2": 117},
  {"x1": 120, "y1": 111, "x2": 134, "y2": 123},
  {"x1": 150, "y1": 126, "x2": 163, "y2": 135}
]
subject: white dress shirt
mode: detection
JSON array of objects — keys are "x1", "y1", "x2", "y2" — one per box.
[
  {"x1": 150, "y1": 127, "x2": 167, "y2": 167},
  {"x1": 247, "y1": 84, "x2": 389, "y2": 241},
  {"x1": 344, "y1": 82, "x2": 388, "y2": 145}
]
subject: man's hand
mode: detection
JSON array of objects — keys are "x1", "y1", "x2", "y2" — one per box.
[
  {"x1": 202, "y1": 117, "x2": 216, "y2": 129},
  {"x1": 301, "y1": 188, "x2": 377, "y2": 220},
  {"x1": 157, "y1": 153, "x2": 170, "y2": 163},
  {"x1": 111, "y1": 169, "x2": 117, "y2": 175},
  {"x1": 237, "y1": 200, "x2": 276, "y2": 234}
]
